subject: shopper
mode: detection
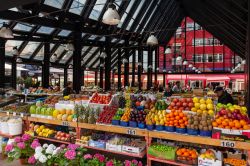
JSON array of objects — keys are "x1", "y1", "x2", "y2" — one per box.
[
  {"x1": 172, "y1": 81, "x2": 181, "y2": 93},
  {"x1": 164, "y1": 85, "x2": 173, "y2": 97},
  {"x1": 63, "y1": 82, "x2": 74, "y2": 96},
  {"x1": 214, "y1": 86, "x2": 234, "y2": 104}
]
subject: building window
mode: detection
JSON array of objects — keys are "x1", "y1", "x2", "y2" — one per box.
[
  {"x1": 214, "y1": 54, "x2": 223, "y2": 62},
  {"x1": 193, "y1": 38, "x2": 223, "y2": 46},
  {"x1": 175, "y1": 27, "x2": 182, "y2": 38},
  {"x1": 172, "y1": 43, "x2": 182, "y2": 54},
  {"x1": 192, "y1": 38, "x2": 203, "y2": 46},
  {"x1": 186, "y1": 22, "x2": 202, "y2": 31},
  {"x1": 193, "y1": 54, "x2": 203, "y2": 63}
]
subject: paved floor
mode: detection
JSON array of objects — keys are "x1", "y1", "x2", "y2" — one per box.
[{"x1": 0, "y1": 156, "x2": 20, "y2": 166}]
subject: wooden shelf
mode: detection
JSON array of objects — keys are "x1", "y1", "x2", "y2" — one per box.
[
  {"x1": 148, "y1": 130, "x2": 250, "y2": 150},
  {"x1": 34, "y1": 136, "x2": 71, "y2": 144},
  {"x1": 148, "y1": 155, "x2": 191, "y2": 166},
  {"x1": 78, "y1": 123, "x2": 148, "y2": 136},
  {"x1": 76, "y1": 142, "x2": 146, "y2": 158},
  {"x1": 28, "y1": 117, "x2": 77, "y2": 127},
  {"x1": 0, "y1": 132, "x2": 20, "y2": 138}
]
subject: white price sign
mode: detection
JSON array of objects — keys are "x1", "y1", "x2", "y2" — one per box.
[
  {"x1": 62, "y1": 121, "x2": 69, "y2": 126},
  {"x1": 13, "y1": 112, "x2": 17, "y2": 116},
  {"x1": 127, "y1": 129, "x2": 136, "y2": 135},
  {"x1": 221, "y1": 140, "x2": 235, "y2": 148},
  {"x1": 20, "y1": 113, "x2": 24, "y2": 118},
  {"x1": 6, "y1": 111, "x2": 10, "y2": 116}
]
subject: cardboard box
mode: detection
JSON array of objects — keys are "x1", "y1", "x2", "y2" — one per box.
[
  {"x1": 106, "y1": 143, "x2": 122, "y2": 152},
  {"x1": 212, "y1": 127, "x2": 250, "y2": 142},
  {"x1": 198, "y1": 149, "x2": 222, "y2": 166},
  {"x1": 89, "y1": 140, "x2": 106, "y2": 149},
  {"x1": 122, "y1": 141, "x2": 146, "y2": 154}
]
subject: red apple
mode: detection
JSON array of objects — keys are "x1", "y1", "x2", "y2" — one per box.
[
  {"x1": 168, "y1": 106, "x2": 173, "y2": 110},
  {"x1": 176, "y1": 102, "x2": 181, "y2": 107},
  {"x1": 186, "y1": 98, "x2": 192, "y2": 102},
  {"x1": 57, "y1": 136, "x2": 61, "y2": 140},
  {"x1": 65, "y1": 134, "x2": 70, "y2": 138},
  {"x1": 173, "y1": 98, "x2": 178, "y2": 103},
  {"x1": 182, "y1": 102, "x2": 187, "y2": 107},
  {"x1": 170, "y1": 102, "x2": 175, "y2": 107},
  {"x1": 188, "y1": 103, "x2": 194, "y2": 107}
]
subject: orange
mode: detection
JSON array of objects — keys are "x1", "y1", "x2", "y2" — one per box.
[
  {"x1": 225, "y1": 126, "x2": 231, "y2": 129},
  {"x1": 166, "y1": 114, "x2": 170, "y2": 118},
  {"x1": 232, "y1": 127, "x2": 237, "y2": 130},
  {"x1": 191, "y1": 153, "x2": 197, "y2": 159},
  {"x1": 169, "y1": 121, "x2": 174, "y2": 125},
  {"x1": 170, "y1": 117, "x2": 175, "y2": 121},
  {"x1": 179, "y1": 112, "x2": 184, "y2": 118},
  {"x1": 176, "y1": 150, "x2": 182, "y2": 156},
  {"x1": 174, "y1": 120, "x2": 178, "y2": 123},
  {"x1": 234, "y1": 122, "x2": 241, "y2": 129},
  {"x1": 169, "y1": 113, "x2": 174, "y2": 118},
  {"x1": 222, "y1": 121, "x2": 228, "y2": 126},
  {"x1": 216, "y1": 119, "x2": 222, "y2": 125},
  {"x1": 175, "y1": 116, "x2": 180, "y2": 120},
  {"x1": 174, "y1": 112, "x2": 178, "y2": 116},
  {"x1": 212, "y1": 122, "x2": 218, "y2": 127},
  {"x1": 240, "y1": 120, "x2": 247, "y2": 126},
  {"x1": 218, "y1": 125, "x2": 224, "y2": 128},
  {"x1": 183, "y1": 152, "x2": 189, "y2": 157},
  {"x1": 185, "y1": 121, "x2": 188, "y2": 125},
  {"x1": 180, "y1": 124, "x2": 185, "y2": 128},
  {"x1": 233, "y1": 120, "x2": 239, "y2": 123},
  {"x1": 183, "y1": 117, "x2": 187, "y2": 121},
  {"x1": 229, "y1": 122, "x2": 235, "y2": 128},
  {"x1": 243, "y1": 125, "x2": 250, "y2": 130},
  {"x1": 179, "y1": 119, "x2": 184, "y2": 124}
]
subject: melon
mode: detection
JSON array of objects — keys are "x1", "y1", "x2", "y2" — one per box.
[
  {"x1": 36, "y1": 107, "x2": 42, "y2": 114},
  {"x1": 29, "y1": 105, "x2": 36, "y2": 114}
]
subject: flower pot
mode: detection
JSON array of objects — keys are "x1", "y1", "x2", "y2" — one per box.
[{"x1": 19, "y1": 158, "x2": 28, "y2": 165}]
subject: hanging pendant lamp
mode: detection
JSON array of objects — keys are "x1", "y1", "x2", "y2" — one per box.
[
  {"x1": 182, "y1": 59, "x2": 188, "y2": 65},
  {"x1": 0, "y1": 23, "x2": 14, "y2": 38},
  {"x1": 165, "y1": 47, "x2": 171, "y2": 54},
  {"x1": 241, "y1": 60, "x2": 246, "y2": 65},
  {"x1": 146, "y1": 34, "x2": 158, "y2": 46},
  {"x1": 188, "y1": 64, "x2": 193, "y2": 68},
  {"x1": 102, "y1": 3, "x2": 120, "y2": 25}
]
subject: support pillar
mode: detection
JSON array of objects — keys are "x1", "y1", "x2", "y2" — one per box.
[
  {"x1": 163, "y1": 46, "x2": 166, "y2": 87},
  {"x1": 82, "y1": 68, "x2": 85, "y2": 86},
  {"x1": 42, "y1": 42, "x2": 50, "y2": 88},
  {"x1": 64, "y1": 67, "x2": 68, "y2": 87},
  {"x1": 154, "y1": 47, "x2": 158, "y2": 85},
  {"x1": 117, "y1": 49, "x2": 122, "y2": 90},
  {"x1": 0, "y1": 40, "x2": 5, "y2": 88},
  {"x1": 147, "y1": 46, "x2": 153, "y2": 90},
  {"x1": 12, "y1": 57, "x2": 17, "y2": 89},
  {"x1": 132, "y1": 49, "x2": 135, "y2": 87},
  {"x1": 95, "y1": 71, "x2": 98, "y2": 86},
  {"x1": 72, "y1": 23, "x2": 82, "y2": 93},
  {"x1": 105, "y1": 37, "x2": 111, "y2": 91},
  {"x1": 246, "y1": 0, "x2": 250, "y2": 113},
  {"x1": 124, "y1": 40, "x2": 129, "y2": 87},
  {"x1": 138, "y1": 46, "x2": 142, "y2": 90},
  {"x1": 99, "y1": 56, "x2": 104, "y2": 89}
]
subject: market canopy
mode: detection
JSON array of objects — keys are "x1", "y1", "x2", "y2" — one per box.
[{"x1": 0, "y1": 0, "x2": 248, "y2": 70}]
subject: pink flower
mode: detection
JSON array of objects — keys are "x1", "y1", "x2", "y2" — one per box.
[
  {"x1": 106, "y1": 160, "x2": 114, "y2": 166},
  {"x1": 94, "y1": 153, "x2": 105, "y2": 162},
  {"x1": 67, "y1": 144, "x2": 79, "y2": 150},
  {"x1": 17, "y1": 142, "x2": 25, "y2": 149},
  {"x1": 5, "y1": 144, "x2": 14, "y2": 152},
  {"x1": 132, "y1": 159, "x2": 138, "y2": 165},
  {"x1": 21, "y1": 134, "x2": 31, "y2": 141},
  {"x1": 83, "y1": 154, "x2": 92, "y2": 159},
  {"x1": 138, "y1": 161, "x2": 143, "y2": 166},
  {"x1": 124, "y1": 160, "x2": 131, "y2": 166},
  {"x1": 60, "y1": 144, "x2": 66, "y2": 149},
  {"x1": 64, "y1": 150, "x2": 76, "y2": 160},
  {"x1": 31, "y1": 140, "x2": 41, "y2": 149},
  {"x1": 28, "y1": 156, "x2": 36, "y2": 164},
  {"x1": 14, "y1": 136, "x2": 22, "y2": 143}
]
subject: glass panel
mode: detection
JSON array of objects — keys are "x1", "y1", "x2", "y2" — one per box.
[
  {"x1": 34, "y1": 46, "x2": 44, "y2": 60},
  {"x1": 20, "y1": 42, "x2": 40, "y2": 58},
  {"x1": 118, "y1": 0, "x2": 136, "y2": 28},
  {"x1": 59, "y1": 51, "x2": 73, "y2": 63},
  {"x1": 9, "y1": 8, "x2": 18, "y2": 11},
  {"x1": 55, "y1": 45, "x2": 66, "y2": 56},
  {"x1": 44, "y1": 0, "x2": 65, "y2": 8},
  {"x1": 126, "y1": 0, "x2": 145, "y2": 30},
  {"x1": 37, "y1": 26, "x2": 55, "y2": 34},
  {"x1": 50, "y1": 43, "x2": 55, "y2": 50},
  {"x1": 99, "y1": 37, "x2": 105, "y2": 41},
  {"x1": 88, "y1": 35, "x2": 98, "y2": 40},
  {"x1": 13, "y1": 23, "x2": 34, "y2": 32},
  {"x1": 0, "y1": 19, "x2": 9, "y2": 25},
  {"x1": 89, "y1": 0, "x2": 107, "y2": 20},
  {"x1": 88, "y1": 56, "x2": 98, "y2": 66},
  {"x1": 82, "y1": 46, "x2": 89, "y2": 54},
  {"x1": 69, "y1": 0, "x2": 86, "y2": 14},
  {"x1": 58, "y1": 30, "x2": 72, "y2": 36},
  {"x1": 5, "y1": 40, "x2": 23, "y2": 56}
]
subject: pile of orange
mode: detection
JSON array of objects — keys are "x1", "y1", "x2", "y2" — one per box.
[
  {"x1": 176, "y1": 148, "x2": 198, "y2": 159},
  {"x1": 165, "y1": 109, "x2": 188, "y2": 128},
  {"x1": 212, "y1": 117, "x2": 250, "y2": 130}
]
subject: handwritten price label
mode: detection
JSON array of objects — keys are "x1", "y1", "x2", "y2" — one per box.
[
  {"x1": 6, "y1": 112, "x2": 10, "y2": 116},
  {"x1": 20, "y1": 113, "x2": 24, "y2": 118},
  {"x1": 127, "y1": 129, "x2": 136, "y2": 135},
  {"x1": 221, "y1": 140, "x2": 235, "y2": 148},
  {"x1": 62, "y1": 121, "x2": 69, "y2": 126},
  {"x1": 13, "y1": 112, "x2": 17, "y2": 116}
]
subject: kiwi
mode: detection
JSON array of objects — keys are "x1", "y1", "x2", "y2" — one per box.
[
  {"x1": 194, "y1": 126, "x2": 198, "y2": 130},
  {"x1": 190, "y1": 124, "x2": 194, "y2": 129},
  {"x1": 188, "y1": 119, "x2": 193, "y2": 124},
  {"x1": 201, "y1": 121, "x2": 207, "y2": 126},
  {"x1": 193, "y1": 121, "x2": 199, "y2": 125},
  {"x1": 203, "y1": 127, "x2": 208, "y2": 131},
  {"x1": 208, "y1": 126, "x2": 213, "y2": 130}
]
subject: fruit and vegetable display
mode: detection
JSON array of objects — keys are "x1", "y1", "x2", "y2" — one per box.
[
  {"x1": 120, "y1": 107, "x2": 132, "y2": 122},
  {"x1": 176, "y1": 148, "x2": 198, "y2": 165},
  {"x1": 148, "y1": 143, "x2": 177, "y2": 160},
  {"x1": 44, "y1": 95, "x2": 61, "y2": 105},
  {"x1": 75, "y1": 105, "x2": 101, "y2": 123},
  {"x1": 212, "y1": 104, "x2": 250, "y2": 130},
  {"x1": 191, "y1": 97, "x2": 214, "y2": 116},
  {"x1": 52, "y1": 108, "x2": 76, "y2": 122},
  {"x1": 168, "y1": 98, "x2": 194, "y2": 111},
  {"x1": 1, "y1": 103, "x2": 32, "y2": 114},
  {"x1": 130, "y1": 95, "x2": 156, "y2": 109},
  {"x1": 198, "y1": 149, "x2": 216, "y2": 160},
  {"x1": 146, "y1": 108, "x2": 166, "y2": 126},
  {"x1": 112, "y1": 108, "x2": 124, "y2": 121},
  {"x1": 129, "y1": 109, "x2": 147, "y2": 125},
  {"x1": 165, "y1": 109, "x2": 188, "y2": 129},
  {"x1": 90, "y1": 92, "x2": 112, "y2": 104},
  {"x1": 118, "y1": 96, "x2": 126, "y2": 108},
  {"x1": 224, "y1": 158, "x2": 246, "y2": 166},
  {"x1": 54, "y1": 131, "x2": 74, "y2": 142}
]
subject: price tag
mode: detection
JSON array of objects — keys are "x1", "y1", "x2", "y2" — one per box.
[
  {"x1": 13, "y1": 112, "x2": 17, "y2": 116},
  {"x1": 20, "y1": 113, "x2": 24, "y2": 118},
  {"x1": 6, "y1": 111, "x2": 10, "y2": 116},
  {"x1": 127, "y1": 129, "x2": 136, "y2": 135},
  {"x1": 62, "y1": 121, "x2": 69, "y2": 126},
  {"x1": 221, "y1": 140, "x2": 235, "y2": 148}
]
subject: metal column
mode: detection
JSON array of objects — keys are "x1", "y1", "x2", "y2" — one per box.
[
  {"x1": 138, "y1": 46, "x2": 142, "y2": 90},
  {"x1": 42, "y1": 42, "x2": 50, "y2": 88},
  {"x1": 99, "y1": 57, "x2": 104, "y2": 89},
  {"x1": 105, "y1": 37, "x2": 111, "y2": 91},
  {"x1": 147, "y1": 46, "x2": 153, "y2": 90},
  {"x1": 94, "y1": 71, "x2": 98, "y2": 86},
  {"x1": 12, "y1": 57, "x2": 17, "y2": 89},
  {"x1": 117, "y1": 48, "x2": 122, "y2": 90},
  {"x1": 64, "y1": 67, "x2": 68, "y2": 87},
  {"x1": 154, "y1": 47, "x2": 158, "y2": 85},
  {"x1": 163, "y1": 46, "x2": 166, "y2": 87},
  {"x1": 0, "y1": 40, "x2": 5, "y2": 88},
  {"x1": 72, "y1": 23, "x2": 82, "y2": 93},
  {"x1": 246, "y1": 0, "x2": 250, "y2": 114},
  {"x1": 124, "y1": 40, "x2": 129, "y2": 87},
  {"x1": 132, "y1": 49, "x2": 135, "y2": 87}
]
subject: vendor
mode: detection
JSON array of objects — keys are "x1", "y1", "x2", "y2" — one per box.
[
  {"x1": 214, "y1": 86, "x2": 234, "y2": 104},
  {"x1": 172, "y1": 81, "x2": 181, "y2": 93},
  {"x1": 63, "y1": 82, "x2": 74, "y2": 96},
  {"x1": 164, "y1": 84, "x2": 173, "y2": 97}
]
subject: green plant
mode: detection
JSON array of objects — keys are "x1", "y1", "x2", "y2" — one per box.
[
  {"x1": 17, "y1": 77, "x2": 24, "y2": 84},
  {"x1": 24, "y1": 77, "x2": 33, "y2": 88}
]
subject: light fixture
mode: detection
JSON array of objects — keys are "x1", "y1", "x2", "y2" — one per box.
[
  {"x1": 0, "y1": 23, "x2": 14, "y2": 38},
  {"x1": 168, "y1": 71, "x2": 172, "y2": 73},
  {"x1": 231, "y1": 69, "x2": 235, "y2": 73},
  {"x1": 16, "y1": 57, "x2": 22, "y2": 63},
  {"x1": 113, "y1": 66, "x2": 118, "y2": 70},
  {"x1": 195, "y1": 69, "x2": 199, "y2": 73},
  {"x1": 183, "y1": 59, "x2": 188, "y2": 65},
  {"x1": 100, "y1": 63, "x2": 104, "y2": 67},
  {"x1": 13, "y1": 46, "x2": 19, "y2": 56},
  {"x1": 100, "y1": 52, "x2": 107, "y2": 59},
  {"x1": 165, "y1": 47, "x2": 171, "y2": 54},
  {"x1": 102, "y1": 3, "x2": 120, "y2": 25},
  {"x1": 137, "y1": 62, "x2": 142, "y2": 66},
  {"x1": 162, "y1": 69, "x2": 166, "y2": 73},
  {"x1": 198, "y1": 71, "x2": 201, "y2": 74},
  {"x1": 176, "y1": 55, "x2": 182, "y2": 62},
  {"x1": 241, "y1": 60, "x2": 246, "y2": 65},
  {"x1": 146, "y1": 34, "x2": 158, "y2": 46},
  {"x1": 86, "y1": 67, "x2": 89, "y2": 71},
  {"x1": 188, "y1": 64, "x2": 193, "y2": 68},
  {"x1": 66, "y1": 43, "x2": 74, "y2": 51},
  {"x1": 156, "y1": 67, "x2": 159, "y2": 71},
  {"x1": 68, "y1": 64, "x2": 73, "y2": 68},
  {"x1": 236, "y1": 63, "x2": 241, "y2": 68},
  {"x1": 122, "y1": 58, "x2": 128, "y2": 64},
  {"x1": 192, "y1": 67, "x2": 196, "y2": 70}
]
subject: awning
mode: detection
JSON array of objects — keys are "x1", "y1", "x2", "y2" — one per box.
[{"x1": 206, "y1": 76, "x2": 230, "y2": 81}]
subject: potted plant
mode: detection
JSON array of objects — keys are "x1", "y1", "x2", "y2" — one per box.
[{"x1": 5, "y1": 134, "x2": 37, "y2": 165}]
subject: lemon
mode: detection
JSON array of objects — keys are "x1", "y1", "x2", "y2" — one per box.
[
  {"x1": 38, "y1": 132, "x2": 43, "y2": 136},
  {"x1": 36, "y1": 128, "x2": 41, "y2": 134},
  {"x1": 39, "y1": 125, "x2": 45, "y2": 130},
  {"x1": 191, "y1": 107, "x2": 197, "y2": 112},
  {"x1": 207, "y1": 104, "x2": 213, "y2": 110},
  {"x1": 200, "y1": 104, "x2": 207, "y2": 110},
  {"x1": 195, "y1": 103, "x2": 200, "y2": 109},
  {"x1": 199, "y1": 98, "x2": 206, "y2": 104},
  {"x1": 208, "y1": 110, "x2": 214, "y2": 116},
  {"x1": 206, "y1": 98, "x2": 213, "y2": 104},
  {"x1": 193, "y1": 97, "x2": 199, "y2": 103},
  {"x1": 48, "y1": 130, "x2": 54, "y2": 135},
  {"x1": 197, "y1": 109, "x2": 203, "y2": 114}
]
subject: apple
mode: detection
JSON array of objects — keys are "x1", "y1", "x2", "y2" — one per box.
[
  {"x1": 61, "y1": 137, "x2": 65, "y2": 141},
  {"x1": 173, "y1": 98, "x2": 178, "y2": 103},
  {"x1": 176, "y1": 102, "x2": 181, "y2": 107},
  {"x1": 170, "y1": 102, "x2": 175, "y2": 107},
  {"x1": 60, "y1": 133, "x2": 65, "y2": 137},
  {"x1": 182, "y1": 102, "x2": 187, "y2": 107},
  {"x1": 57, "y1": 136, "x2": 61, "y2": 140},
  {"x1": 188, "y1": 103, "x2": 194, "y2": 107},
  {"x1": 186, "y1": 98, "x2": 192, "y2": 102}
]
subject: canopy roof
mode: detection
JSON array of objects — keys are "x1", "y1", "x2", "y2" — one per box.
[{"x1": 0, "y1": 0, "x2": 248, "y2": 70}]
